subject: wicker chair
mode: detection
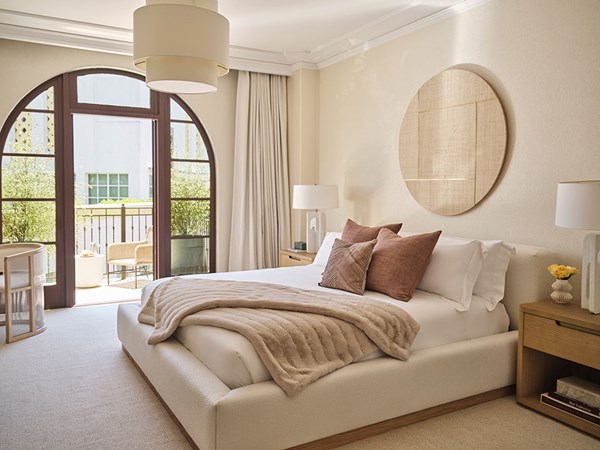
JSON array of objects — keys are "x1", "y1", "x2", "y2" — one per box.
[
  {"x1": 0, "y1": 243, "x2": 47, "y2": 343},
  {"x1": 106, "y1": 226, "x2": 153, "y2": 289}
]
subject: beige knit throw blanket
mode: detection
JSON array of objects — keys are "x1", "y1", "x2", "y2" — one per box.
[{"x1": 138, "y1": 277, "x2": 420, "y2": 396}]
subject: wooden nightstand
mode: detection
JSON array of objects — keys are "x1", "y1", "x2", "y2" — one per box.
[
  {"x1": 517, "y1": 300, "x2": 600, "y2": 437},
  {"x1": 279, "y1": 249, "x2": 316, "y2": 267}
]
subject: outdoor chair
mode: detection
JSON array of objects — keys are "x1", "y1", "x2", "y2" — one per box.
[
  {"x1": 106, "y1": 226, "x2": 153, "y2": 289},
  {"x1": 0, "y1": 243, "x2": 47, "y2": 343}
]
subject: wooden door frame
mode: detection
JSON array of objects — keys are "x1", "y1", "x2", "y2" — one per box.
[
  {"x1": 1, "y1": 68, "x2": 217, "y2": 309},
  {"x1": 63, "y1": 69, "x2": 160, "y2": 307}
]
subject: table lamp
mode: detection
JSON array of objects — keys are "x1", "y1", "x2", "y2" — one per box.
[
  {"x1": 293, "y1": 185, "x2": 339, "y2": 253},
  {"x1": 555, "y1": 180, "x2": 600, "y2": 314}
]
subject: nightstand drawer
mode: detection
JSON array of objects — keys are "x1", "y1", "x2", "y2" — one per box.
[
  {"x1": 280, "y1": 254, "x2": 310, "y2": 267},
  {"x1": 523, "y1": 313, "x2": 600, "y2": 370},
  {"x1": 279, "y1": 250, "x2": 316, "y2": 267}
]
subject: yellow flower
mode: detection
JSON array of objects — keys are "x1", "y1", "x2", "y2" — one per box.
[{"x1": 547, "y1": 264, "x2": 578, "y2": 280}]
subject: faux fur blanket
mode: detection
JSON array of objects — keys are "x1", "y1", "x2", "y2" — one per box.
[{"x1": 138, "y1": 277, "x2": 420, "y2": 396}]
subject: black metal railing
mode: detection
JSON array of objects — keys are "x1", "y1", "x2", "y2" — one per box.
[{"x1": 75, "y1": 203, "x2": 153, "y2": 255}]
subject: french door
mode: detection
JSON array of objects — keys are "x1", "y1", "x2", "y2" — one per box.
[{"x1": 0, "y1": 69, "x2": 216, "y2": 308}]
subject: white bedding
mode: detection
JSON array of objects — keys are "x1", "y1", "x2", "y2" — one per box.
[{"x1": 142, "y1": 264, "x2": 509, "y2": 389}]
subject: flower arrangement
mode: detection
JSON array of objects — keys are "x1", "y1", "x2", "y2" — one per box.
[{"x1": 547, "y1": 264, "x2": 578, "y2": 280}]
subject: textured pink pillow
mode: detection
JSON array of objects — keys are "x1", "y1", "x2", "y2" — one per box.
[
  {"x1": 319, "y1": 238, "x2": 377, "y2": 295},
  {"x1": 366, "y1": 229, "x2": 442, "y2": 301},
  {"x1": 341, "y1": 219, "x2": 402, "y2": 243}
]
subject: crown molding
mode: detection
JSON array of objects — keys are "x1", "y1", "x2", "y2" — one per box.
[
  {"x1": 0, "y1": 0, "x2": 492, "y2": 75},
  {"x1": 228, "y1": 46, "x2": 294, "y2": 76},
  {"x1": 316, "y1": 0, "x2": 493, "y2": 69}
]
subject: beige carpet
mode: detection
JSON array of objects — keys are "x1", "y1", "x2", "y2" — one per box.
[{"x1": 1, "y1": 304, "x2": 598, "y2": 450}]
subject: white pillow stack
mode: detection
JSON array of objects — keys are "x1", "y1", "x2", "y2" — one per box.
[
  {"x1": 473, "y1": 240, "x2": 516, "y2": 311},
  {"x1": 417, "y1": 238, "x2": 485, "y2": 311},
  {"x1": 314, "y1": 232, "x2": 342, "y2": 266},
  {"x1": 313, "y1": 230, "x2": 515, "y2": 312}
]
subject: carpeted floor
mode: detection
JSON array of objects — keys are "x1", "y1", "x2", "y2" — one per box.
[{"x1": 1, "y1": 304, "x2": 598, "y2": 450}]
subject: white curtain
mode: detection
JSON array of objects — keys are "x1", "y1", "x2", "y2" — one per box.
[{"x1": 228, "y1": 71, "x2": 291, "y2": 271}]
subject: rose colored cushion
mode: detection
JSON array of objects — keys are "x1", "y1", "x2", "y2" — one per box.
[
  {"x1": 319, "y1": 238, "x2": 377, "y2": 295},
  {"x1": 366, "y1": 229, "x2": 442, "y2": 301},
  {"x1": 341, "y1": 219, "x2": 402, "y2": 243}
]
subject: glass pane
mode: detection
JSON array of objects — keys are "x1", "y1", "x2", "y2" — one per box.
[
  {"x1": 171, "y1": 162, "x2": 210, "y2": 198},
  {"x1": 171, "y1": 237, "x2": 209, "y2": 275},
  {"x1": 171, "y1": 200, "x2": 210, "y2": 236},
  {"x1": 2, "y1": 156, "x2": 55, "y2": 199},
  {"x1": 98, "y1": 186, "x2": 107, "y2": 197},
  {"x1": 73, "y1": 115, "x2": 153, "y2": 207},
  {"x1": 89, "y1": 186, "x2": 98, "y2": 197},
  {"x1": 109, "y1": 187, "x2": 118, "y2": 198},
  {"x1": 170, "y1": 99, "x2": 191, "y2": 121},
  {"x1": 26, "y1": 87, "x2": 54, "y2": 110},
  {"x1": 170, "y1": 122, "x2": 208, "y2": 160},
  {"x1": 1, "y1": 201, "x2": 56, "y2": 242},
  {"x1": 3, "y1": 112, "x2": 55, "y2": 154},
  {"x1": 77, "y1": 74, "x2": 150, "y2": 108},
  {"x1": 44, "y1": 244, "x2": 57, "y2": 285}
]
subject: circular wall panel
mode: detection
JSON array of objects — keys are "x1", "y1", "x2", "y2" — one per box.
[{"x1": 398, "y1": 69, "x2": 507, "y2": 215}]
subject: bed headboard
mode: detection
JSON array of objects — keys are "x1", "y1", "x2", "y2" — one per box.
[{"x1": 503, "y1": 243, "x2": 557, "y2": 330}]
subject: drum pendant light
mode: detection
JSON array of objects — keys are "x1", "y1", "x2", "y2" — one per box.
[{"x1": 133, "y1": 0, "x2": 229, "y2": 94}]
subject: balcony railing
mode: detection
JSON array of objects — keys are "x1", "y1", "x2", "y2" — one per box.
[{"x1": 75, "y1": 202, "x2": 153, "y2": 255}]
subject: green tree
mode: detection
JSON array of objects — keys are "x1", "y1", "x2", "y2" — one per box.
[
  {"x1": 170, "y1": 165, "x2": 210, "y2": 236},
  {"x1": 2, "y1": 158, "x2": 55, "y2": 243}
]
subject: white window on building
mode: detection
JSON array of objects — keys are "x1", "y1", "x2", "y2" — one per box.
[{"x1": 88, "y1": 173, "x2": 129, "y2": 204}]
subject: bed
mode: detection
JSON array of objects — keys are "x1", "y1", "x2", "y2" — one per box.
[{"x1": 117, "y1": 232, "x2": 556, "y2": 449}]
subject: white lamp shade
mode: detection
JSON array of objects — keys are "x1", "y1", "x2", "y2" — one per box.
[
  {"x1": 293, "y1": 185, "x2": 339, "y2": 210},
  {"x1": 555, "y1": 181, "x2": 600, "y2": 230},
  {"x1": 133, "y1": 2, "x2": 229, "y2": 94}
]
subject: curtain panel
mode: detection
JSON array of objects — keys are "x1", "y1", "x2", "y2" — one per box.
[{"x1": 228, "y1": 71, "x2": 291, "y2": 271}]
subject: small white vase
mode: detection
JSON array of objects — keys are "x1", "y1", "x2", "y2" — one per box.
[{"x1": 551, "y1": 278, "x2": 573, "y2": 304}]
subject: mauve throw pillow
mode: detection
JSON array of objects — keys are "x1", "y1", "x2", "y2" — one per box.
[
  {"x1": 319, "y1": 238, "x2": 377, "y2": 295},
  {"x1": 341, "y1": 219, "x2": 402, "y2": 243},
  {"x1": 366, "y1": 229, "x2": 442, "y2": 301}
]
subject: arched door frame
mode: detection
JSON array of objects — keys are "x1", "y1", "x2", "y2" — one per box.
[{"x1": 0, "y1": 68, "x2": 217, "y2": 308}]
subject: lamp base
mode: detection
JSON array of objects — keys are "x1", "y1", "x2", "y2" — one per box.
[
  {"x1": 306, "y1": 211, "x2": 326, "y2": 254},
  {"x1": 582, "y1": 233, "x2": 600, "y2": 314}
]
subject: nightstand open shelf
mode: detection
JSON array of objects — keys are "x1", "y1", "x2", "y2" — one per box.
[{"x1": 517, "y1": 301, "x2": 600, "y2": 438}]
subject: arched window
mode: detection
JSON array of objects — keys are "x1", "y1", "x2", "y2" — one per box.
[{"x1": 0, "y1": 69, "x2": 216, "y2": 308}]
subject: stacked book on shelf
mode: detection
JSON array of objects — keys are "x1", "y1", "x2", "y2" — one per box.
[{"x1": 540, "y1": 376, "x2": 600, "y2": 426}]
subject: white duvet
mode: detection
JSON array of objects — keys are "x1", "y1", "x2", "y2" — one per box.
[{"x1": 141, "y1": 264, "x2": 509, "y2": 389}]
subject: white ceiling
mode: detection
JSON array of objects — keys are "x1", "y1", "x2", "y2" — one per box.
[{"x1": 0, "y1": 0, "x2": 488, "y2": 74}]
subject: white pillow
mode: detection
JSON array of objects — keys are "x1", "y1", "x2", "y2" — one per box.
[
  {"x1": 313, "y1": 232, "x2": 342, "y2": 266},
  {"x1": 473, "y1": 240, "x2": 516, "y2": 310},
  {"x1": 417, "y1": 238, "x2": 485, "y2": 311}
]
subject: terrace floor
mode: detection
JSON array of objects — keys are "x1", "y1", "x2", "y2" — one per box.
[{"x1": 75, "y1": 276, "x2": 152, "y2": 306}]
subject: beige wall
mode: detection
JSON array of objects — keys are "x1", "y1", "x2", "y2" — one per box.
[
  {"x1": 287, "y1": 69, "x2": 320, "y2": 244},
  {"x1": 0, "y1": 39, "x2": 237, "y2": 272},
  {"x1": 2, "y1": 0, "x2": 599, "y2": 295},
  {"x1": 318, "y1": 0, "x2": 600, "y2": 298}
]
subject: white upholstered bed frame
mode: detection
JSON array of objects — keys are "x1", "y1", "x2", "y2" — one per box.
[{"x1": 117, "y1": 243, "x2": 556, "y2": 449}]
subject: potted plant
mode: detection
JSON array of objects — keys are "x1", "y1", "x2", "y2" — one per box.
[{"x1": 170, "y1": 165, "x2": 210, "y2": 274}]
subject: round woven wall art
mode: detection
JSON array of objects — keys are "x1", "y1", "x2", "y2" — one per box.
[{"x1": 398, "y1": 69, "x2": 507, "y2": 216}]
